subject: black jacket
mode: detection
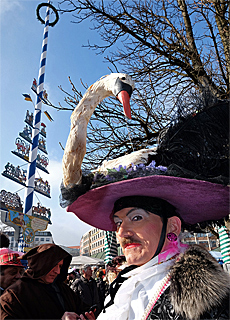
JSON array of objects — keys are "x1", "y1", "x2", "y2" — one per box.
[
  {"x1": 97, "y1": 277, "x2": 109, "y2": 310},
  {"x1": 71, "y1": 275, "x2": 101, "y2": 317}
]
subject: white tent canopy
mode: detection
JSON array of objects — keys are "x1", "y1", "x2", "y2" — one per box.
[
  {"x1": 209, "y1": 251, "x2": 222, "y2": 260},
  {"x1": 70, "y1": 255, "x2": 104, "y2": 267}
]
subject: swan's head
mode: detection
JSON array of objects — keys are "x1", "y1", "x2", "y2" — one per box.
[
  {"x1": 108, "y1": 73, "x2": 135, "y2": 119},
  {"x1": 111, "y1": 73, "x2": 135, "y2": 93}
]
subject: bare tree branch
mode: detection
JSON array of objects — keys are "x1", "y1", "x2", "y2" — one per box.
[{"x1": 56, "y1": 0, "x2": 228, "y2": 167}]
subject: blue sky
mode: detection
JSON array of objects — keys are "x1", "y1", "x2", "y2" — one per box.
[{"x1": 0, "y1": 0, "x2": 113, "y2": 246}]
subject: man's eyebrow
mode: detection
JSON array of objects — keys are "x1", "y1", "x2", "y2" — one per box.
[{"x1": 113, "y1": 207, "x2": 149, "y2": 218}]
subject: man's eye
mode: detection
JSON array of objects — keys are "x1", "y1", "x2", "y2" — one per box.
[
  {"x1": 115, "y1": 221, "x2": 122, "y2": 228},
  {"x1": 132, "y1": 215, "x2": 143, "y2": 222}
]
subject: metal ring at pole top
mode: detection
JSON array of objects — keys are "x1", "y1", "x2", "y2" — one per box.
[{"x1": 36, "y1": 3, "x2": 59, "y2": 27}]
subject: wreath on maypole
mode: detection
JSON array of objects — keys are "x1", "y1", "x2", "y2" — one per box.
[{"x1": 36, "y1": 3, "x2": 59, "y2": 27}]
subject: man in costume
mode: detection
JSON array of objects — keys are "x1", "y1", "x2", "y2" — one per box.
[
  {"x1": 0, "y1": 244, "x2": 89, "y2": 319},
  {"x1": 0, "y1": 248, "x2": 25, "y2": 295},
  {"x1": 59, "y1": 74, "x2": 229, "y2": 320},
  {"x1": 63, "y1": 189, "x2": 229, "y2": 320}
]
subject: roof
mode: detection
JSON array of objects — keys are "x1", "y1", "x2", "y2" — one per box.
[
  {"x1": 70, "y1": 255, "x2": 104, "y2": 266},
  {"x1": 91, "y1": 251, "x2": 105, "y2": 260},
  {"x1": 68, "y1": 246, "x2": 80, "y2": 249}
]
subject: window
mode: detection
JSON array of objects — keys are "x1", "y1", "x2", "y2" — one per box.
[
  {"x1": 46, "y1": 238, "x2": 50, "y2": 241},
  {"x1": 41, "y1": 238, "x2": 44, "y2": 241},
  {"x1": 35, "y1": 238, "x2": 39, "y2": 241}
]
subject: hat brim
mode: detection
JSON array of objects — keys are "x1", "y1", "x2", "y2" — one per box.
[{"x1": 67, "y1": 175, "x2": 229, "y2": 231}]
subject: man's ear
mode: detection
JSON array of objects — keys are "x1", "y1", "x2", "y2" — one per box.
[{"x1": 167, "y1": 216, "x2": 181, "y2": 236}]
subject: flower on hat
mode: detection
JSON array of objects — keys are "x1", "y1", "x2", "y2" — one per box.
[{"x1": 91, "y1": 161, "x2": 167, "y2": 188}]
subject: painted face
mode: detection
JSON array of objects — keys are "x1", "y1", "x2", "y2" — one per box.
[
  {"x1": 0, "y1": 266, "x2": 24, "y2": 289},
  {"x1": 40, "y1": 259, "x2": 63, "y2": 284},
  {"x1": 114, "y1": 207, "x2": 164, "y2": 266}
]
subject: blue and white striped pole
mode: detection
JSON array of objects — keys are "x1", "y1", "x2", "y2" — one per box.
[
  {"x1": 24, "y1": 2, "x2": 51, "y2": 216},
  {"x1": 218, "y1": 226, "x2": 230, "y2": 273},
  {"x1": 104, "y1": 231, "x2": 118, "y2": 264}
]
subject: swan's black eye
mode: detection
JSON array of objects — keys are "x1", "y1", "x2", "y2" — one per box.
[{"x1": 121, "y1": 77, "x2": 126, "y2": 80}]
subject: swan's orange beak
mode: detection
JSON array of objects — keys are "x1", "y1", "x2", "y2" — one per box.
[{"x1": 117, "y1": 91, "x2": 132, "y2": 119}]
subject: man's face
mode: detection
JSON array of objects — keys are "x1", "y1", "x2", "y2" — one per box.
[
  {"x1": 83, "y1": 266, "x2": 92, "y2": 279},
  {"x1": 114, "y1": 207, "x2": 164, "y2": 266},
  {"x1": 40, "y1": 259, "x2": 63, "y2": 284},
  {"x1": 0, "y1": 266, "x2": 24, "y2": 289}
]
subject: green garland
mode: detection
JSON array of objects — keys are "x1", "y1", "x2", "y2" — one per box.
[{"x1": 36, "y1": 3, "x2": 59, "y2": 27}]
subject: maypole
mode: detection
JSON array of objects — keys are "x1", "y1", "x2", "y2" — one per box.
[
  {"x1": 17, "y1": 2, "x2": 59, "y2": 252},
  {"x1": 24, "y1": 1, "x2": 58, "y2": 216}
]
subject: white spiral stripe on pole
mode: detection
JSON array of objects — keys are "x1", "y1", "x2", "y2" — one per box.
[{"x1": 24, "y1": 2, "x2": 50, "y2": 217}]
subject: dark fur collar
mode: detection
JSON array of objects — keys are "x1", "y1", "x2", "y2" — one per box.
[{"x1": 169, "y1": 245, "x2": 230, "y2": 320}]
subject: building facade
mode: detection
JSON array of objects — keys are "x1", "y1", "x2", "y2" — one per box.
[
  {"x1": 182, "y1": 231, "x2": 219, "y2": 250},
  {"x1": 4, "y1": 230, "x2": 54, "y2": 251},
  {"x1": 80, "y1": 227, "x2": 107, "y2": 257}
]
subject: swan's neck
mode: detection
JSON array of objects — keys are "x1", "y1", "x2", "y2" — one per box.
[{"x1": 71, "y1": 78, "x2": 112, "y2": 124}]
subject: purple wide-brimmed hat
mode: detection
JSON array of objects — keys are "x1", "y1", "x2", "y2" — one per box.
[
  {"x1": 60, "y1": 88, "x2": 229, "y2": 232},
  {"x1": 67, "y1": 174, "x2": 229, "y2": 231}
]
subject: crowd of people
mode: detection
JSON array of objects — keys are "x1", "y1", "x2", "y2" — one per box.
[
  {"x1": 1, "y1": 223, "x2": 229, "y2": 320},
  {"x1": 0, "y1": 231, "x2": 127, "y2": 319}
]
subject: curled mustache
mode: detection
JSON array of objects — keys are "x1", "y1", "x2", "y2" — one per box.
[{"x1": 120, "y1": 237, "x2": 141, "y2": 247}]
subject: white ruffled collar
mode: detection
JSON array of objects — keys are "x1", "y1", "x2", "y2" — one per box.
[{"x1": 99, "y1": 250, "x2": 178, "y2": 320}]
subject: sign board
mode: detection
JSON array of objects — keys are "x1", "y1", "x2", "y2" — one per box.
[{"x1": 8, "y1": 210, "x2": 49, "y2": 244}]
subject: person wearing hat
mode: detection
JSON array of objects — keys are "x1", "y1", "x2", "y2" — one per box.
[
  {"x1": 0, "y1": 243, "x2": 90, "y2": 319},
  {"x1": 65, "y1": 267, "x2": 78, "y2": 286},
  {"x1": 59, "y1": 76, "x2": 229, "y2": 320},
  {"x1": 0, "y1": 248, "x2": 24, "y2": 295},
  {"x1": 66, "y1": 191, "x2": 229, "y2": 320}
]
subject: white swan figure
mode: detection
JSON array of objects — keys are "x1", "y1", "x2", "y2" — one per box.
[{"x1": 62, "y1": 73, "x2": 135, "y2": 188}]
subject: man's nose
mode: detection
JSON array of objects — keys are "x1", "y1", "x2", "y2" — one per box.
[
  {"x1": 53, "y1": 265, "x2": 61, "y2": 274},
  {"x1": 117, "y1": 220, "x2": 134, "y2": 238}
]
